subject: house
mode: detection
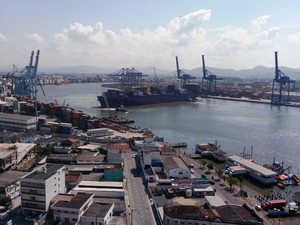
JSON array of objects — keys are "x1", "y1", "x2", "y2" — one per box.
[
  {"x1": 20, "y1": 163, "x2": 66, "y2": 216},
  {"x1": 51, "y1": 193, "x2": 93, "y2": 224},
  {"x1": 53, "y1": 138, "x2": 80, "y2": 154},
  {"x1": 161, "y1": 156, "x2": 191, "y2": 179}
]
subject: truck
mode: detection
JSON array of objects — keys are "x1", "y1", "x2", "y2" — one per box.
[{"x1": 262, "y1": 199, "x2": 287, "y2": 211}]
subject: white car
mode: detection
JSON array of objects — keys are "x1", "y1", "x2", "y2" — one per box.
[{"x1": 255, "y1": 205, "x2": 262, "y2": 211}]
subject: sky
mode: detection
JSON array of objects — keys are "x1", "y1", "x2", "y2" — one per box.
[{"x1": 1, "y1": 0, "x2": 300, "y2": 72}]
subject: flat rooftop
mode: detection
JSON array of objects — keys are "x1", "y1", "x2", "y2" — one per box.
[
  {"x1": 228, "y1": 155, "x2": 277, "y2": 177},
  {"x1": 78, "y1": 181, "x2": 123, "y2": 188},
  {"x1": 0, "y1": 170, "x2": 28, "y2": 186},
  {"x1": 24, "y1": 164, "x2": 64, "y2": 180},
  {"x1": 52, "y1": 193, "x2": 93, "y2": 209},
  {"x1": 82, "y1": 203, "x2": 113, "y2": 217},
  {"x1": 0, "y1": 112, "x2": 35, "y2": 120}
]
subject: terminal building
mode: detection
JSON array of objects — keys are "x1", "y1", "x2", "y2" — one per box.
[{"x1": 227, "y1": 155, "x2": 277, "y2": 184}]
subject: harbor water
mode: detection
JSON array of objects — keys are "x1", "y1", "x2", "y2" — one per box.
[{"x1": 37, "y1": 83, "x2": 300, "y2": 175}]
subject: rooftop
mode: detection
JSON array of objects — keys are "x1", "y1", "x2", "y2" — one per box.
[
  {"x1": 164, "y1": 205, "x2": 217, "y2": 220},
  {"x1": 161, "y1": 155, "x2": 188, "y2": 171},
  {"x1": 52, "y1": 193, "x2": 93, "y2": 209},
  {"x1": 82, "y1": 203, "x2": 113, "y2": 217},
  {"x1": 0, "y1": 170, "x2": 28, "y2": 186},
  {"x1": 0, "y1": 112, "x2": 35, "y2": 121},
  {"x1": 228, "y1": 155, "x2": 277, "y2": 177},
  {"x1": 24, "y1": 164, "x2": 64, "y2": 181},
  {"x1": 215, "y1": 205, "x2": 262, "y2": 224}
]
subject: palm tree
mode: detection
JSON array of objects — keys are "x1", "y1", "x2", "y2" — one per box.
[
  {"x1": 227, "y1": 176, "x2": 238, "y2": 191},
  {"x1": 216, "y1": 168, "x2": 223, "y2": 178}
]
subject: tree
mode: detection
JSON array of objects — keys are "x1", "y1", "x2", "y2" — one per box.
[
  {"x1": 207, "y1": 162, "x2": 214, "y2": 171},
  {"x1": 227, "y1": 176, "x2": 238, "y2": 191},
  {"x1": 238, "y1": 176, "x2": 245, "y2": 190},
  {"x1": 216, "y1": 168, "x2": 223, "y2": 178},
  {"x1": 0, "y1": 196, "x2": 11, "y2": 209},
  {"x1": 201, "y1": 159, "x2": 209, "y2": 169}
]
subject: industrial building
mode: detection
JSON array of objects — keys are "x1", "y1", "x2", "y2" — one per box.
[
  {"x1": 227, "y1": 155, "x2": 277, "y2": 184},
  {"x1": 0, "y1": 112, "x2": 36, "y2": 131},
  {"x1": 161, "y1": 156, "x2": 191, "y2": 179}
]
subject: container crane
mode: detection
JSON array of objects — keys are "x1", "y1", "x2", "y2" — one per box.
[
  {"x1": 175, "y1": 56, "x2": 196, "y2": 84},
  {"x1": 271, "y1": 51, "x2": 291, "y2": 104},
  {"x1": 201, "y1": 55, "x2": 222, "y2": 95},
  {"x1": 10, "y1": 50, "x2": 40, "y2": 100}
]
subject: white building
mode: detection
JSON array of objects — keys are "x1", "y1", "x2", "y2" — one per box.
[
  {"x1": 51, "y1": 193, "x2": 93, "y2": 224},
  {"x1": 20, "y1": 164, "x2": 66, "y2": 215},
  {"x1": 71, "y1": 181, "x2": 124, "y2": 198},
  {"x1": 0, "y1": 113, "x2": 37, "y2": 131},
  {"x1": 161, "y1": 156, "x2": 191, "y2": 179},
  {"x1": 86, "y1": 128, "x2": 113, "y2": 137}
]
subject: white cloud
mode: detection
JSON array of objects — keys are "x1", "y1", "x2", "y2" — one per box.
[
  {"x1": 3, "y1": 9, "x2": 297, "y2": 70},
  {"x1": 27, "y1": 33, "x2": 44, "y2": 43},
  {"x1": 251, "y1": 15, "x2": 271, "y2": 32},
  {"x1": 0, "y1": 33, "x2": 8, "y2": 42},
  {"x1": 288, "y1": 32, "x2": 300, "y2": 44}
]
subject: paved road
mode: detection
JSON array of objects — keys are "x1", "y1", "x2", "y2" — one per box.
[
  {"x1": 124, "y1": 153, "x2": 156, "y2": 225},
  {"x1": 179, "y1": 154, "x2": 276, "y2": 225}
]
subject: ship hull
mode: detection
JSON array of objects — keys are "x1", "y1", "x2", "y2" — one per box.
[{"x1": 98, "y1": 92, "x2": 200, "y2": 108}]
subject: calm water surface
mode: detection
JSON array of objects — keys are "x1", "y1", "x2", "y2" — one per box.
[{"x1": 37, "y1": 83, "x2": 300, "y2": 174}]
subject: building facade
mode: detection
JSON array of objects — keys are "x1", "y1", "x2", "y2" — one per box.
[{"x1": 20, "y1": 164, "x2": 66, "y2": 215}]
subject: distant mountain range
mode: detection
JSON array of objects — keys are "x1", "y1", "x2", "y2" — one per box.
[{"x1": 1, "y1": 65, "x2": 299, "y2": 80}]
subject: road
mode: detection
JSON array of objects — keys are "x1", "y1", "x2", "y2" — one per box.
[
  {"x1": 179, "y1": 154, "x2": 276, "y2": 225},
  {"x1": 124, "y1": 153, "x2": 156, "y2": 225}
]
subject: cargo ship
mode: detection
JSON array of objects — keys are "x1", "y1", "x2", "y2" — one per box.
[
  {"x1": 97, "y1": 83, "x2": 201, "y2": 108},
  {"x1": 98, "y1": 56, "x2": 203, "y2": 108}
]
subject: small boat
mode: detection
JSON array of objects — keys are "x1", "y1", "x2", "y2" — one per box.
[
  {"x1": 115, "y1": 105, "x2": 128, "y2": 112},
  {"x1": 170, "y1": 142, "x2": 187, "y2": 148}
]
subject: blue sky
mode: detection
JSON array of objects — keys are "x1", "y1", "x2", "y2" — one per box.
[{"x1": 1, "y1": 0, "x2": 300, "y2": 71}]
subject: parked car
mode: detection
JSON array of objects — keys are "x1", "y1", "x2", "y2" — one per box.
[{"x1": 255, "y1": 205, "x2": 262, "y2": 211}]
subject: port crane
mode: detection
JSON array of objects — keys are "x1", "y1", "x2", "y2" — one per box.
[
  {"x1": 9, "y1": 50, "x2": 40, "y2": 100},
  {"x1": 175, "y1": 56, "x2": 196, "y2": 84},
  {"x1": 271, "y1": 51, "x2": 292, "y2": 104},
  {"x1": 108, "y1": 68, "x2": 147, "y2": 89},
  {"x1": 201, "y1": 55, "x2": 222, "y2": 95}
]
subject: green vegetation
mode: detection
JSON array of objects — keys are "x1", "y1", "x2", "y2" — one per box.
[{"x1": 226, "y1": 176, "x2": 239, "y2": 191}]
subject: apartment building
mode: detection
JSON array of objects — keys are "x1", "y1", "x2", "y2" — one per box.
[{"x1": 20, "y1": 164, "x2": 66, "y2": 215}]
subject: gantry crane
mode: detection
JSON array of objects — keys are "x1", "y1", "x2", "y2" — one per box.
[
  {"x1": 107, "y1": 68, "x2": 147, "y2": 89},
  {"x1": 201, "y1": 55, "x2": 222, "y2": 96},
  {"x1": 175, "y1": 56, "x2": 196, "y2": 84},
  {"x1": 10, "y1": 50, "x2": 40, "y2": 100},
  {"x1": 271, "y1": 51, "x2": 291, "y2": 104}
]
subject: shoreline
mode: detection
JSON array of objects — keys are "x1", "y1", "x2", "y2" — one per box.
[{"x1": 205, "y1": 96, "x2": 300, "y2": 108}]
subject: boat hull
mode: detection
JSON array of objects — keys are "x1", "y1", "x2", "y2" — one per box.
[{"x1": 98, "y1": 92, "x2": 200, "y2": 108}]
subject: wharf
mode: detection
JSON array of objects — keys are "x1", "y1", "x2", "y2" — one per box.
[{"x1": 205, "y1": 96, "x2": 300, "y2": 107}]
